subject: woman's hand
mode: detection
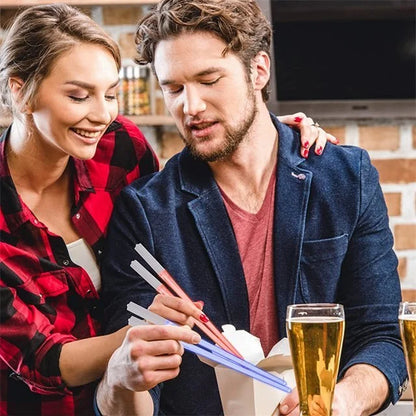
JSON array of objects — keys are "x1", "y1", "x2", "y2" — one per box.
[
  {"x1": 278, "y1": 112, "x2": 339, "y2": 158},
  {"x1": 96, "y1": 324, "x2": 201, "y2": 416},
  {"x1": 104, "y1": 324, "x2": 201, "y2": 392}
]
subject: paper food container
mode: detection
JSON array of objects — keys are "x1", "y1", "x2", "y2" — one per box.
[{"x1": 198, "y1": 326, "x2": 296, "y2": 416}]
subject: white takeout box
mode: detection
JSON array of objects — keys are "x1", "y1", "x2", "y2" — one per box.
[{"x1": 198, "y1": 326, "x2": 296, "y2": 416}]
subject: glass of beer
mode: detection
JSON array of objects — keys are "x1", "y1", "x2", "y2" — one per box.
[
  {"x1": 399, "y1": 301, "x2": 416, "y2": 415},
  {"x1": 286, "y1": 303, "x2": 345, "y2": 416}
]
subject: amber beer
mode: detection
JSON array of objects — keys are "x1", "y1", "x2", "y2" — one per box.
[
  {"x1": 287, "y1": 304, "x2": 345, "y2": 416},
  {"x1": 399, "y1": 302, "x2": 416, "y2": 416}
]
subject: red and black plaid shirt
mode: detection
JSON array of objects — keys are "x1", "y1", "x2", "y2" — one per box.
[{"x1": 0, "y1": 115, "x2": 159, "y2": 416}]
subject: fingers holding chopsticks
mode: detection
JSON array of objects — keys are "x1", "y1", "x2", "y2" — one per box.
[
  {"x1": 105, "y1": 324, "x2": 201, "y2": 392},
  {"x1": 149, "y1": 293, "x2": 205, "y2": 328},
  {"x1": 127, "y1": 324, "x2": 200, "y2": 366},
  {"x1": 131, "y1": 245, "x2": 242, "y2": 357}
]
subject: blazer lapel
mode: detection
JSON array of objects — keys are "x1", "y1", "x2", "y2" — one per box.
[
  {"x1": 179, "y1": 152, "x2": 250, "y2": 330},
  {"x1": 272, "y1": 117, "x2": 312, "y2": 337}
]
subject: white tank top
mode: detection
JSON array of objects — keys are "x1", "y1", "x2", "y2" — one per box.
[{"x1": 67, "y1": 238, "x2": 101, "y2": 292}]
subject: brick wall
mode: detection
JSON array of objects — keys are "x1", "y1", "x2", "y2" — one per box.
[
  {"x1": 322, "y1": 123, "x2": 416, "y2": 296},
  {"x1": 1, "y1": 4, "x2": 415, "y2": 296}
]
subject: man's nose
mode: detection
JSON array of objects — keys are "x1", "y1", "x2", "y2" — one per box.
[{"x1": 182, "y1": 86, "x2": 206, "y2": 116}]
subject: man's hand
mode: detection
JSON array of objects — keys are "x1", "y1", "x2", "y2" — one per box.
[
  {"x1": 331, "y1": 364, "x2": 389, "y2": 416},
  {"x1": 279, "y1": 387, "x2": 300, "y2": 416},
  {"x1": 278, "y1": 364, "x2": 389, "y2": 416},
  {"x1": 278, "y1": 112, "x2": 339, "y2": 158},
  {"x1": 148, "y1": 293, "x2": 205, "y2": 328}
]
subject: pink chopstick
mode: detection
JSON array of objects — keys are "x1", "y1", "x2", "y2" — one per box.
[{"x1": 133, "y1": 244, "x2": 243, "y2": 358}]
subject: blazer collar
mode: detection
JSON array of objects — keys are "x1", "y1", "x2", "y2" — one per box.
[
  {"x1": 177, "y1": 113, "x2": 307, "y2": 195},
  {"x1": 270, "y1": 113, "x2": 307, "y2": 169}
]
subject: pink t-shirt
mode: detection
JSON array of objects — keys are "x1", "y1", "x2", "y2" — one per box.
[{"x1": 221, "y1": 168, "x2": 278, "y2": 354}]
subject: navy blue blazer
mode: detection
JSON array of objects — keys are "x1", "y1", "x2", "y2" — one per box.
[{"x1": 101, "y1": 115, "x2": 407, "y2": 415}]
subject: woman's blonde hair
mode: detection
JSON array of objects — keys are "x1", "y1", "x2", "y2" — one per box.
[{"x1": 0, "y1": 3, "x2": 121, "y2": 114}]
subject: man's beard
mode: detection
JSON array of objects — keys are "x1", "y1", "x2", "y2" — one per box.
[{"x1": 182, "y1": 88, "x2": 258, "y2": 163}]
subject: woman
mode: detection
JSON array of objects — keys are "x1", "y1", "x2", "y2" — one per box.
[
  {"x1": 0, "y1": 4, "x2": 201, "y2": 415},
  {"x1": 0, "y1": 4, "x2": 332, "y2": 415}
]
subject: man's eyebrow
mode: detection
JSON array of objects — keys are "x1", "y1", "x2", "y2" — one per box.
[
  {"x1": 159, "y1": 67, "x2": 224, "y2": 86},
  {"x1": 63, "y1": 79, "x2": 120, "y2": 89},
  {"x1": 195, "y1": 67, "x2": 223, "y2": 77}
]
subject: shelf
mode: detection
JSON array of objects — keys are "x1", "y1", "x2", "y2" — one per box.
[
  {"x1": 1, "y1": 0, "x2": 157, "y2": 6},
  {"x1": 128, "y1": 114, "x2": 175, "y2": 126},
  {"x1": 0, "y1": 113, "x2": 174, "y2": 128}
]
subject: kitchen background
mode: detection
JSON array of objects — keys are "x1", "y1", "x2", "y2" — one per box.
[{"x1": 1, "y1": 1, "x2": 415, "y2": 300}]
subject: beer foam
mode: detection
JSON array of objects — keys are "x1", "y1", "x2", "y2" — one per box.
[
  {"x1": 286, "y1": 316, "x2": 344, "y2": 323},
  {"x1": 399, "y1": 314, "x2": 416, "y2": 321}
]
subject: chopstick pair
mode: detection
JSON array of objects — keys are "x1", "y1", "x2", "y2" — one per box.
[
  {"x1": 130, "y1": 243, "x2": 243, "y2": 358},
  {"x1": 127, "y1": 301, "x2": 291, "y2": 393}
]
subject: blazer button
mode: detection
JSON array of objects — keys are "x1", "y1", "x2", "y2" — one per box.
[
  {"x1": 291, "y1": 172, "x2": 306, "y2": 180},
  {"x1": 399, "y1": 378, "x2": 409, "y2": 396}
]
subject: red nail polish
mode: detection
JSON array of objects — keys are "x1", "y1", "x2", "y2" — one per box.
[
  {"x1": 294, "y1": 116, "x2": 303, "y2": 123},
  {"x1": 304, "y1": 141, "x2": 309, "y2": 149},
  {"x1": 316, "y1": 146, "x2": 323, "y2": 155},
  {"x1": 199, "y1": 313, "x2": 209, "y2": 323},
  {"x1": 303, "y1": 149, "x2": 309, "y2": 158}
]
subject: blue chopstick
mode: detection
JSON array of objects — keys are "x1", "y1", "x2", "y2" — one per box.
[
  {"x1": 126, "y1": 302, "x2": 291, "y2": 393},
  {"x1": 197, "y1": 338, "x2": 287, "y2": 387},
  {"x1": 183, "y1": 340, "x2": 291, "y2": 392}
]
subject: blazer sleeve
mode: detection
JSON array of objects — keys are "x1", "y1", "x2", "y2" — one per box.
[
  {"x1": 337, "y1": 149, "x2": 408, "y2": 407},
  {"x1": 100, "y1": 180, "x2": 163, "y2": 412}
]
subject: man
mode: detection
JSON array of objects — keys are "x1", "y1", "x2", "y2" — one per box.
[{"x1": 97, "y1": 0, "x2": 408, "y2": 415}]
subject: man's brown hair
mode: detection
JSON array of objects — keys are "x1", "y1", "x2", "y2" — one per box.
[{"x1": 135, "y1": 0, "x2": 272, "y2": 101}]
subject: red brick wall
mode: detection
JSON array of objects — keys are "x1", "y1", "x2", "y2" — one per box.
[{"x1": 324, "y1": 123, "x2": 416, "y2": 295}]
